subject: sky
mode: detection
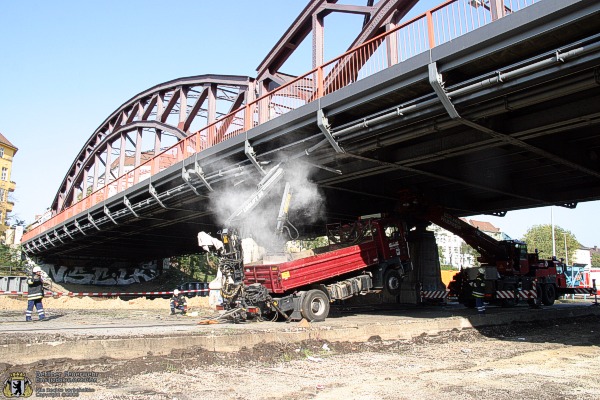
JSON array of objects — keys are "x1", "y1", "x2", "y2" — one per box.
[{"x1": 1, "y1": 0, "x2": 598, "y2": 248}]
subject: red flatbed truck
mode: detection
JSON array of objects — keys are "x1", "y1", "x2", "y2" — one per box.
[{"x1": 218, "y1": 216, "x2": 412, "y2": 321}]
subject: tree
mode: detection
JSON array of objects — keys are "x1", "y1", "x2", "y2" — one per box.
[
  {"x1": 592, "y1": 253, "x2": 600, "y2": 267},
  {"x1": 0, "y1": 244, "x2": 26, "y2": 275},
  {"x1": 173, "y1": 253, "x2": 219, "y2": 281},
  {"x1": 460, "y1": 242, "x2": 481, "y2": 268},
  {"x1": 521, "y1": 224, "x2": 580, "y2": 264},
  {"x1": 437, "y1": 245, "x2": 446, "y2": 266}
]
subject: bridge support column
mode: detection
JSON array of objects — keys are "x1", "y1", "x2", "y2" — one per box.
[{"x1": 399, "y1": 222, "x2": 445, "y2": 303}]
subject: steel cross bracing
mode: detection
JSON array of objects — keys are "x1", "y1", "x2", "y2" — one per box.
[{"x1": 22, "y1": 0, "x2": 600, "y2": 261}]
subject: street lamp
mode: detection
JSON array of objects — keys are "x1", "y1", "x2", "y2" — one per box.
[
  {"x1": 562, "y1": 232, "x2": 569, "y2": 267},
  {"x1": 563, "y1": 232, "x2": 573, "y2": 295}
]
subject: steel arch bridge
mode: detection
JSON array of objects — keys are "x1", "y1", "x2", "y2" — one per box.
[{"x1": 22, "y1": 0, "x2": 600, "y2": 262}]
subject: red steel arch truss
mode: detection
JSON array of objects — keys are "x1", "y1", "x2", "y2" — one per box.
[{"x1": 53, "y1": 75, "x2": 255, "y2": 212}]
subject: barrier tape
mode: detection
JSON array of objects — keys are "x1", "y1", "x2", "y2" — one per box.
[{"x1": 0, "y1": 288, "x2": 210, "y2": 297}]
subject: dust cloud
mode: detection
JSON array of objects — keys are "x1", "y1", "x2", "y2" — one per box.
[{"x1": 208, "y1": 161, "x2": 324, "y2": 251}]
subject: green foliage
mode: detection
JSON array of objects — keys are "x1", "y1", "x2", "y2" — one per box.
[
  {"x1": 172, "y1": 253, "x2": 219, "y2": 282},
  {"x1": 287, "y1": 236, "x2": 330, "y2": 252},
  {"x1": 461, "y1": 242, "x2": 481, "y2": 267},
  {"x1": 521, "y1": 224, "x2": 580, "y2": 263},
  {"x1": 0, "y1": 244, "x2": 26, "y2": 275},
  {"x1": 592, "y1": 252, "x2": 600, "y2": 267},
  {"x1": 437, "y1": 245, "x2": 446, "y2": 265}
]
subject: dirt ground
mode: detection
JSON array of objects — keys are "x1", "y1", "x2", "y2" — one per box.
[
  {"x1": 2, "y1": 312, "x2": 599, "y2": 400},
  {"x1": 3, "y1": 270, "x2": 599, "y2": 399}
]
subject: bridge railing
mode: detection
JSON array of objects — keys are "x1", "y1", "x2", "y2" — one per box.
[{"x1": 24, "y1": 0, "x2": 539, "y2": 242}]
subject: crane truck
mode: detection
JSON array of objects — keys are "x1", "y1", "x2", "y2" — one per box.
[{"x1": 396, "y1": 192, "x2": 596, "y2": 308}]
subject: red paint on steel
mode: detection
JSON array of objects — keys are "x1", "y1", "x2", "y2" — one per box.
[{"x1": 246, "y1": 242, "x2": 379, "y2": 294}]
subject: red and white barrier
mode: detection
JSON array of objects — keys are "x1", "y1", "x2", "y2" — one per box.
[
  {"x1": 0, "y1": 288, "x2": 209, "y2": 297},
  {"x1": 421, "y1": 290, "x2": 449, "y2": 299},
  {"x1": 570, "y1": 287, "x2": 596, "y2": 295},
  {"x1": 495, "y1": 289, "x2": 537, "y2": 299}
]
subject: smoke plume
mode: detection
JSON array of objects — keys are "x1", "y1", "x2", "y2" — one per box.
[{"x1": 208, "y1": 161, "x2": 325, "y2": 252}]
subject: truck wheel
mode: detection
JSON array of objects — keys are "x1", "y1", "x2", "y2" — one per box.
[
  {"x1": 383, "y1": 268, "x2": 402, "y2": 296},
  {"x1": 301, "y1": 290, "x2": 330, "y2": 322},
  {"x1": 541, "y1": 284, "x2": 556, "y2": 306}
]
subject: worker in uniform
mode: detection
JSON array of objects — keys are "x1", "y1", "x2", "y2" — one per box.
[
  {"x1": 26, "y1": 266, "x2": 46, "y2": 322},
  {"x1": 170, "y1": 289, "x2": 187, "y2": 315},
  {"x1": 471, "y1": 267, "x2": 486, "y2": 315}
]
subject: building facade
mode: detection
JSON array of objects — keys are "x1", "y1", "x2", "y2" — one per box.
[
  {"x1": 0, "y1": 133, "x2": 17, "y2": 236},
  {"x1": 428, "y1": 218, "x2": 509, "y2": 269}
]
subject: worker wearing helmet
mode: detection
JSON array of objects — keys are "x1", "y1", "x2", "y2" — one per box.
[
  {"x1": 170, "y1": 289, "x2": 187, "y2": 315},
  {"x1": 471, "y1": 267, "x2": 486, "y2": 315},
  {"x1": 26, "y1": 266, "x2": 46, "y2": 322}
]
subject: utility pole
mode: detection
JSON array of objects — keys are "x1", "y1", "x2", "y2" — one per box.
[
  {"x1": 551, "y1": 207, "x2": 556, "y2": 257},
  {"x1": 563, "y1": 232, "x2": 569, "y2": 267}
]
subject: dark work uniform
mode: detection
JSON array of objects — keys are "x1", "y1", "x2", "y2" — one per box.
[
  {"x1": 26, "y1": 273, "x2": 46, "y2": 321},
  {"x1": 170, "y1": 294, "x2": 187, "y2": 314},
  {"x1": 472, "y1": 274, "x2": 486, "y2": 315}
]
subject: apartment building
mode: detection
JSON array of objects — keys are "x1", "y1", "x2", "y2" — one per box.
[
  {"x1": 428, "y1": 218, "x2": 509, "y2": 269},
  {"x1": 0, "y1": 133, "x2": 17, "y2": 235}
]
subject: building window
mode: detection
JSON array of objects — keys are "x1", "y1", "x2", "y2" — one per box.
[
  {"x1": 1, "y1": 167, "x2": 6, "y2": 181},
  {"x1": 0, "y1": 147, "x2": 4, "y2": 157},
  {"x1": 0, "y1": 188, "x2": 4, "y2": 202}
]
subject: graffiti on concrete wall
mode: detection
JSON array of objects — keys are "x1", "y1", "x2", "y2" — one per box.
[{"x1": 42, "y1": 261, "x2": 159, "y2": 285}]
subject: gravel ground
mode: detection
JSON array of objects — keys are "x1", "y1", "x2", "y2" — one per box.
[{"x1": 3, "y1": 313, "x2": 599, "y2": 400}]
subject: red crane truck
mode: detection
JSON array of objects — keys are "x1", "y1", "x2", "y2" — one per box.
[
  {"x1": 396, "y1": 192, "x2": 596, "y2": 308},
  {"x1": 216, "y1": 216, "x2": 412, "y2": 321}
]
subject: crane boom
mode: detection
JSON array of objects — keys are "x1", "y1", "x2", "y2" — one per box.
[{"x1": 395, "y1": 192, "x2": 508, "y2": 264}]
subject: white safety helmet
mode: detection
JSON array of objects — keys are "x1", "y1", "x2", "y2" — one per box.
[
  {"x1": 478, "y1": 267, "x2": 485, "y2": 275},
  {"x1": 32, "y1": 266, "x2": 42, "y2": 273},
  {"x1": 173, "y1": 289, "x2": 180, "y2": 296}
]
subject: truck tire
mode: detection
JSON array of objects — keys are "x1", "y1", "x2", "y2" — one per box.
[
  {"x1": 301, "y1": 289, "x2": 330, "y2": 322},
  {"x1": 383, "y1": 268, "x2": 402, "y2": 296},
  {"x1": 541, "y1": 284, "x2": 556, "y2": 306}
]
